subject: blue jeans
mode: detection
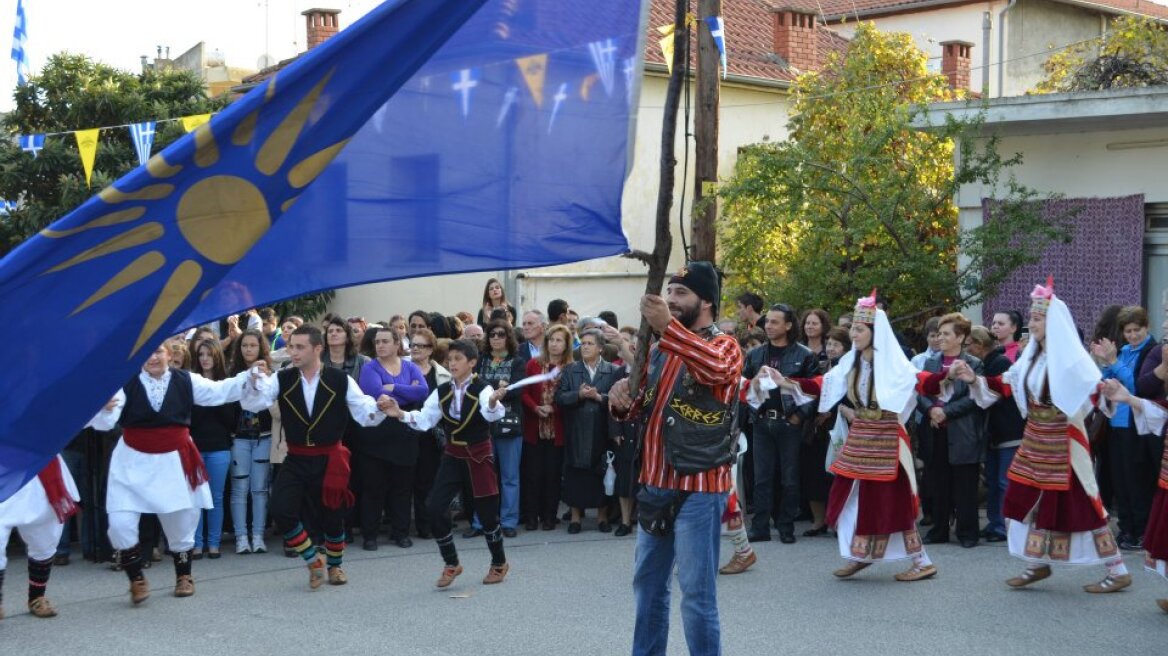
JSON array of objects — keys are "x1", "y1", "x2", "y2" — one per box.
[
  {"x1": 983, "y1": 446, "x2": 1017, "y2": 537},
  {"x1": 632, "y1": 486, "x2": 727, "y2": 656},
  {"x1": 194, "y1": 450, "x2": 230, "y2": 550},
  {"x1": 473, "y1": 436, "x2": 522, "y2": 530},
  {"x1": 230, "y1": 436, "x2": 272, "y2": 539}
]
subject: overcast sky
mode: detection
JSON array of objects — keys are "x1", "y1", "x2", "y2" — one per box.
[{"x1": 0, "y1": 0, "x2": 386, "y2": 110}]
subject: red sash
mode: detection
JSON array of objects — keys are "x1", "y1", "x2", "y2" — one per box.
[
  {"x1": 122, "y1": 426, "x2": 209, "y2": 491},
  {"x1": 36, "y1": 457, "x2": 78, "y2": 523},
  {"x1": 286, "y1": 442, "x2": 355, "y2": 510}
]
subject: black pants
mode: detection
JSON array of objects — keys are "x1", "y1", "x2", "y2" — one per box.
[
  {"x1": 927, "y1": 429, "x2": 980, "y2": 542},
  {"x1": 1120, "y1": 427, "x2": 1164, "y2": 539},
  {"x1": 1109, "y1": 426, "x2": 1135, "y2": 537},
  {"x1": 355, "y1": 453, "x2": 414, "y2": 541},
  {"x1": 271, "y1": 454, "x2": 344, "y2": 539},
  {"x1": 521, "y1": 440, "x2": 564, "y2": 524},
  {"x1": 427, "y1": 454, "x2": 500, "y2": 539},
  {"x1": 413, "y1": 435, "x2": 442, "y2": 535},
  {"x1": 751, "y1": 416, "x2": 801, "y2": 534}
]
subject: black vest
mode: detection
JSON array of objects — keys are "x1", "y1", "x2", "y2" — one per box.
[
  {"x1": 438, "y1": 377, "x2": 491, "y2": 445},
  {"x1": 121, "y1": 370, "x2": 194, "y2": 428},
  {"x1": 277, "y1": 367, "x2": 351, "y2": 447}
]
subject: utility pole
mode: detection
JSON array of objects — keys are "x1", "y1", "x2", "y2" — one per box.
[{"x1": 691, "y1": 0, "x2": 721, "y2": 263}]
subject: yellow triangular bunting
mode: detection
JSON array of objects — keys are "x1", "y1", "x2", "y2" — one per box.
[
  {"x1": 515, "y1": 54, "x2": 548, "y2": 108},
  {"x1": 180, "y1": 114, "x2": 212, "y2": 133},
  {"x1": 74, "y1": 129, "x2": 100, "y2": 188}
]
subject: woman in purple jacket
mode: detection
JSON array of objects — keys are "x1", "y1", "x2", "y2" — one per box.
[{"x1": 355, "y1": 326, "x2": 430, "y2": 549}]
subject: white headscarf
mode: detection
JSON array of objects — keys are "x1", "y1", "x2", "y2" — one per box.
[
  {"x1": 1010, "y1": 295, "x2": 1100, "y2": 417},
  {"x1": 818, "y1": 308, "x2": 918, "y2": 413}
]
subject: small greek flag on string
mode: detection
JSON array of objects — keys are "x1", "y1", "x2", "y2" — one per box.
[
  {"x1": 128, "y1": 121, "x2": 156, "y2": 166},
  {"x1": 19, "y1": 133, "x2": 44, "y2": 157},
  {"x1": 704, "y1": 16, "x2": 727, "y2": 80},
  {"x1": 11, "y1": 0, "x2": 30, "y2": 85}
]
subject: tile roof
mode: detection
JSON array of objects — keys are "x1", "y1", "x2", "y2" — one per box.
[{"x1": 645, "y1": 0, "x2": 850, "y2": 83}]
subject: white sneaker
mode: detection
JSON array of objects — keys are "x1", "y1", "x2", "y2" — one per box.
[
  {"x1": 251, "y1": 536, "x2": 268, "y2": 554},
  {"x1": 235, "y1": 536, "x2": 252, "y2": 555}
]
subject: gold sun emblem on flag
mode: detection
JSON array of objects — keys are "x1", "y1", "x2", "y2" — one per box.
[{"x1": 38, "y1": 70, "x2": 348, "y2": 359}]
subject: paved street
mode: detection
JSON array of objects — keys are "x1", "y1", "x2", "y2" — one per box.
[{"x1": 2, "y1": 519, "x2": 1164, "y2": 654}]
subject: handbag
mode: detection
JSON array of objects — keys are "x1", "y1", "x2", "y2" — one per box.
[{"x1": 491, "y1": 404, "x2": 521, "y2": 438}]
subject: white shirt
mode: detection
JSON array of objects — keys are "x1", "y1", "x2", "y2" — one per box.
[
  {"x1": 400, "y1": 379, "x2": 505, "y2": 432},
  {"x1": 242, "y1": 366, "x2": 386, "y2": 427},
  {"x1": 91, "y1": 368, "x2": 252, "y2": 428}
]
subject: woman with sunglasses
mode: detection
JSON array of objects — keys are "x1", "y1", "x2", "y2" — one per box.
[
  {"x1": 467, "y1": 320, "x2": 525, "y2": 537},
  {"x1": 408, "y1": 328, "x2": 451, "y2": 539}
]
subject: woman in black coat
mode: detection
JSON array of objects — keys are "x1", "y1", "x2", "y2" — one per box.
[{"x1": 555, "y1": 329, "x2": 627, "y2": 533}]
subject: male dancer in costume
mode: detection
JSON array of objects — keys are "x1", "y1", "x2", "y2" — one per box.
[
  {"x1": 0, "y1": 449, "x2": 85, "y2": 618},
  {"x1": 382, "y1": 339, "x2": 510, "y2": 588},
  {"x1": 953, "y1": 278, "x2": 1130, "y2": 592},
  {"x1": 243, "y1": 325, "x2": 392, "y2": 589},
  {"x1": 90, "y1": 342, "x2": 255, "y2": 604}
]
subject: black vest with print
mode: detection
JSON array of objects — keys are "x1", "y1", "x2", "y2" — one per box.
[
  {"x1": 437, "y1": 377, "x2": 491, "y2": 445},
  {"x1": 121, "y1": 370, "x2": 194, "y2": 428},
  {"x1": 277, "y1": 367, "x2": 350, "y2": 447}
]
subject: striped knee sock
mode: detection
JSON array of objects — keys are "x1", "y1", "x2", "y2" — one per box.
[
  {"x1": 324, "y1": 533, "x2": 345, "y2": 568},
  {"x1": 27, "y1": 557, "x2": 52, "y2": 602},
  {"x1": 727, "y1": 524, "x2": 753, "y2": 557},
  {"x1": 283, "y1": 524, "x2": 316, "y2": 563}
]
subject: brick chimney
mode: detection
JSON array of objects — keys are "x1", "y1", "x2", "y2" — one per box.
[
  {"x1": 940, "y1": 40, "x2": 974, "y2": 91},
  {"x1": 772, "y1": 8, "x2": 819, "y2": 72},
  {"x1": 302, "y1": 8, "x2": 341, "y2": 50}
]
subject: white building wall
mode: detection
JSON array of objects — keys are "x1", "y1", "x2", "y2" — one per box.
[{"x1": 330, "y1": 73, "x2": 793, "y2": 326}]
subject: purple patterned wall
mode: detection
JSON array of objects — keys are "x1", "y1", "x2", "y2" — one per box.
[{"x1": 982, "y1": 195, "x2": 1145, "y2": 334}]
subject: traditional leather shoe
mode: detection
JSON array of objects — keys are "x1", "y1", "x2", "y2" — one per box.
[
  {"x1": 614, "y1": 524, "x2": 632, "y2": 537},
  {"x1": 1006, "y1": 565, "x2": 1051, "y2": 588},
  {"x1": 328, "y1": 567, "x2": 348, "y2": 586},
  {"x1": 483, "y1": 563, "x2": 509, "y2": 585},
  {"x1": 524, "y1": 520, "x2": 539, "y2": 531},
  {"x1": 1083, "y1": 574, "x2": 1132, "y2": 593},
  {"x1": 129, "y1": 577, "x2": 151, "y2": 604},
  {"x1": 985, "y1": 533, "x2": 1007, "y2": 543},
  {"x1": 746, "y1": 531, "x2": 771, "y2": 543},
  {"x1": 718, "y1": 552, "x2": 757, "y2": 575},
  {"x1": 363, "y1": 538, "x2": 379, "y2": 551},
  {"x1": 567, "y1": 522, "x2": 581, "y2": 534},
  {"x1": 833, "y1": 561, "x2": 870, "y2": 578},
  {"x1": 174, "y1": 575, "x2": 195, "y2": 598},
  {"x1": 502, "y1": 527, "x2": 517, "y2": 539},
  {"x1": 394, "y1": 537, "x2": 413, "y2": 548},
  {"x1": 779, "y1": 532, "x2": 796, "y2": 544},
  {"x1": 1156, "y1": 598, "x2": 1168, "y2": 613},
  {"x1": 894, "y1": 564, "x2": 938, "y2": 582},
  {"x1": 436, "y1": 564, "x2": 463, "y2": 588},
  {"x1": 308, "y1": 555, "x2": 327, "y2": 590},
  {"x1": 28, "y1": 597, "x2": 57, "y2": 618}
]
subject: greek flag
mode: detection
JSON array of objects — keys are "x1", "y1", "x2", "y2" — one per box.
[
  {"x1": 128, "y1": 121, "x2": 156, "y2": 166},
  {"x1": 18, "y1": 133, "x2": 44, "y2": 157},
  {"x1": 11, "y1": 0, "x2": 29, "y2": 85},
  {"x1": 705, "y1": 16, "x2": 727, "y2": 80}
]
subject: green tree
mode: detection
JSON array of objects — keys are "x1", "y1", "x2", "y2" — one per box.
[
  {"x1": 717, "y1": 23, "x2": 1069, "y2": 326},
  {"x1": 0, "y1": 53, "x2": 332, "y2": 320},
  {"x1": 0, "y1": 53, "x2": 223, "y2": 255},
  {"x1": 1035, "y1": 16, "x2": 1168, "y2": 93}
]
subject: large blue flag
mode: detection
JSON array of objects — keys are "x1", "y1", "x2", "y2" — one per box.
[{"x1": 0, "y1": 0, "x2": 647, "y2": 500}]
